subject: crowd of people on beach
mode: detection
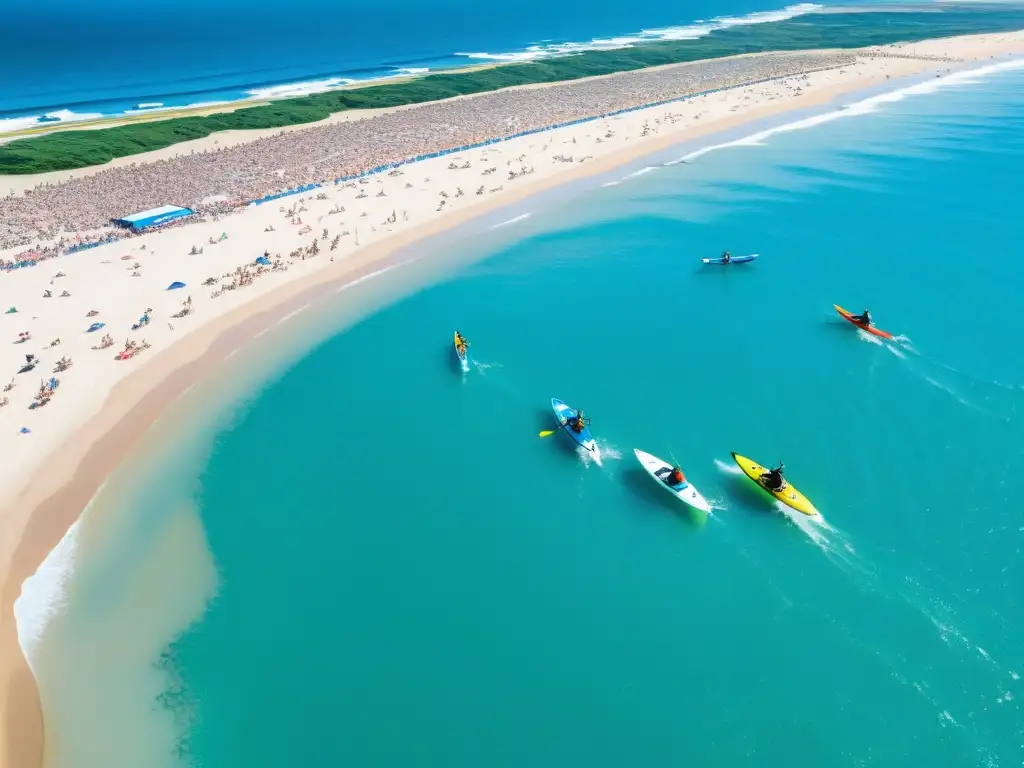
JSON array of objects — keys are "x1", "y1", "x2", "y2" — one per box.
[
  {"x1": 0, "y1": 51, "x2": 858, "y2": 253},
  {"x1": 0, "y1": 201, "x2": 234, "y2": 271}
]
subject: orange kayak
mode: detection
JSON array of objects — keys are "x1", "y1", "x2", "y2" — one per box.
[{"x1": 834, "y1": 305, "x2": 893, "y2": 340}]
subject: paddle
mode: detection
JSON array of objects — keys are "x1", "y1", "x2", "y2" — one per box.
[{"x1": 538, "y1": 417, "x2": 590, "y2": 438}]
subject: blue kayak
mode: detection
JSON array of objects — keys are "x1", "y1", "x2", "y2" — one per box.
[
  {"x1": 550, "y1": 398, "x2": 602, "y2": 464},
  {"x1": 702, "y1": 253, "x2": 758, "y2": 265}
]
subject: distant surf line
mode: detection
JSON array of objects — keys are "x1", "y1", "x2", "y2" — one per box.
[{"x1": 2, "y1": 4, "x2": 824, "y2": 133}]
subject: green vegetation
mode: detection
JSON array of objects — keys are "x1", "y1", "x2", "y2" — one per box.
[{"x1": 3, "y1": 7, "x2": 1024, "y2": 175}]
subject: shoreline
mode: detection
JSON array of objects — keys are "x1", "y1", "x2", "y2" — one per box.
[
  {"x1": 7, "y1": 6, "x2": 1024, "y2": 180},
  {"x1": 3, "y1": 33, "x2": 1024, "y2": 768},
  {"x1": 0, "y1": 52, "x2": 845, "y2": 199},
  {"x1": 0, "y1": 2, "x2": 843, "y2": 145},
  {"x1": 0, "y1": 50, "x2": 856, "y2": 203}
]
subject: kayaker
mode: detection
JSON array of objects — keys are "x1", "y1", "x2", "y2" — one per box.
[
  {"x1": 760, "y1": 463, "x2": 786, "y2": 492},
  {"x1": 569, "y1": 410, "x2": 587, "y2": 434},
  {"x1": 455, "y1": 331, "x2": 467, "y2": 354},
  {"x1": 722, "y1": 251, "x2": 732, "y2": 264},
  {"x1": 667, "y1": 466, "x2": 686, "y2": 486},
  {"x1": 851, "y1": 309, "x2": 872, "y2": 326}
]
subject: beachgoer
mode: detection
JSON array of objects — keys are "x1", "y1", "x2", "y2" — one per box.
[
  {"x1": 569, "y1": 410, "x2": 587, "y2": 434},
  {"x1": 760, "y1": 463, "x2": 786, "y2": 492},
  {"x1": 852, "y1": 309, "x2": 872, "y2": 326}
]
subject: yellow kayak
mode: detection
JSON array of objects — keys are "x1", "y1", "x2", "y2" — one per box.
[
  {"x1": 453, "y1": 331, "x2": 468, "y2": 371},
  {"x1": 731, "y1": 452, "x2": 817, "y2": 516}
]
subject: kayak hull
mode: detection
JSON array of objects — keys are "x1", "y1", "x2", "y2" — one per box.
[
  {"x1": 731, "y1": 452, "x2": 816, "y2": 516},
  {"x1": 833, "y1": 305, "x2": 893, "y2": 340},
  {"x1": 702, "y1": 253, "x2": 758, "y2": 265},
  {"x1": 454, "y1": 331, "x2": 469, "y2": 371},
  {"x1": 633, "y1": 449, "x2": 711, "y2": 514},
  {"x1": 551, "y1": 398, "x2": 601, "y2": 464}
]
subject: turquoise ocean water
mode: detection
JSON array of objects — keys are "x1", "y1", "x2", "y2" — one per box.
[{"x1": 18, "y1": 64, "x2": 1024, "y2": 768}]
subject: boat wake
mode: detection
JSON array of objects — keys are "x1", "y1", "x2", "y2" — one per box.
[
  {"x1": 713, "y1": 458, "x2": 744, "y2": 476},
  {"x1": 713, "y1": 459, "x2": 863, "y2": 568},
  {"x1": 892, "y1": 333, "x2": 915, "y2": 351},
  {"x1": 856, "y1": 328, "x2": 884, "y2": 346},
  {"x1": 580, "y1": 440, "x2": 622, "y2": 468},
  {"x1": 470, "y1": 359, "x2": 502, "y2": 376},
  {"x1": 705, "y1": 496, "x2": 729, "y2": 522}
]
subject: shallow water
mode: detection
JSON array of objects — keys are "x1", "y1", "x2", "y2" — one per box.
[{"x1": 20, "y1": 65, "x2": 1024, "y2": 768}]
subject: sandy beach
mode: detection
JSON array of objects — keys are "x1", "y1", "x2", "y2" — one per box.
[{"x1": 2, "y1": 31, "x2": 1024, "y2": 768}]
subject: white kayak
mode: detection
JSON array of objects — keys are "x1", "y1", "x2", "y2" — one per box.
[{"x1": 633, "y1": 449, "x2": 711, "y2": 514}]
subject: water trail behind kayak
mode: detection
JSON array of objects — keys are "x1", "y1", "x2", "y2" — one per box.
[
  {"x1": 470, "y1": 358, "x2": 502, "y2": 376},
  {"x1": 856, "y1": 328, "x2": 885, "y2": 347},
  {"x1": 713, "y1": 459, "x2": 863, "y2": 572}
]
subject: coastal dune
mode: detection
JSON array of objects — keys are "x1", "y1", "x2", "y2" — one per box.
[{"x1": 2, "y1": 30, "x2": 1024, "y2": 768}]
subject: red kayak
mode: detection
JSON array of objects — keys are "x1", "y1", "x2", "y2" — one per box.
[{"x1": 834, "y1": 305, "x2": 893, "y2": 340}]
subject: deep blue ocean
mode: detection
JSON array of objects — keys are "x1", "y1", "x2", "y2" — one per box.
[
  {"x1": 1, "y1": 0, "x2": 828, "y2": 128},
  {"x1": 16, "y1": 59, "x2": 1024, "y2": 768}
]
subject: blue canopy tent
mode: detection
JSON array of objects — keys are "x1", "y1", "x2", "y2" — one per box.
[
  {"x1": 167, "y1": 281, "x2": 186, "y2": 290},
  {"x1": 112, "y1": 205, "x2": 194, "y2": 232}
]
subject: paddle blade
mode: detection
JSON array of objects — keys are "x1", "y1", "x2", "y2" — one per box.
[{"x1": 539, "y1": 429, "x2": 558, "y2": 438}]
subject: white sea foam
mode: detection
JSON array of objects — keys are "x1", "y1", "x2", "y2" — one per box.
[
  {"x1": 600, "y1": 180, "x2": 622, "y2": 187},
  {"x1": 14, "y1": 518, "x2": 84, "y2": 668},
  {"x1": 246, "y1": 67, "x2": 437, "y2": 101},
  {"x1": 667, "y1": 58, "x2": 1024, "y2": 164},
  {"x1": 626, "y1": 166, "x2": 657, "y2": 179},
  {"x1": 247, "y1": 77, "x2": 356, "y2": 100},
  {"x1": 123, "y1": 100, "x2": 231, "y2": 115},
  {"x1": 857, "y1": 328, "x2": 884, "y2": 346},
  {"x1": 457, "y1": 4, "x2": 821, "y2": 61},
  {"x1": 0, "y1": 109, "x2": 105, "y2": 135},
  {"x1": 14, "y1": 484, "x2": 218, "y2": 768},
  {"x1": 334, "y1": 263, "x2": 399, "y2": 292},
  {"x1": 276, "y1": 303, "x2": 310, "y2": 325},
  {"x1": 491, "y1": 212, "x2": 532, "y2": 228}
]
